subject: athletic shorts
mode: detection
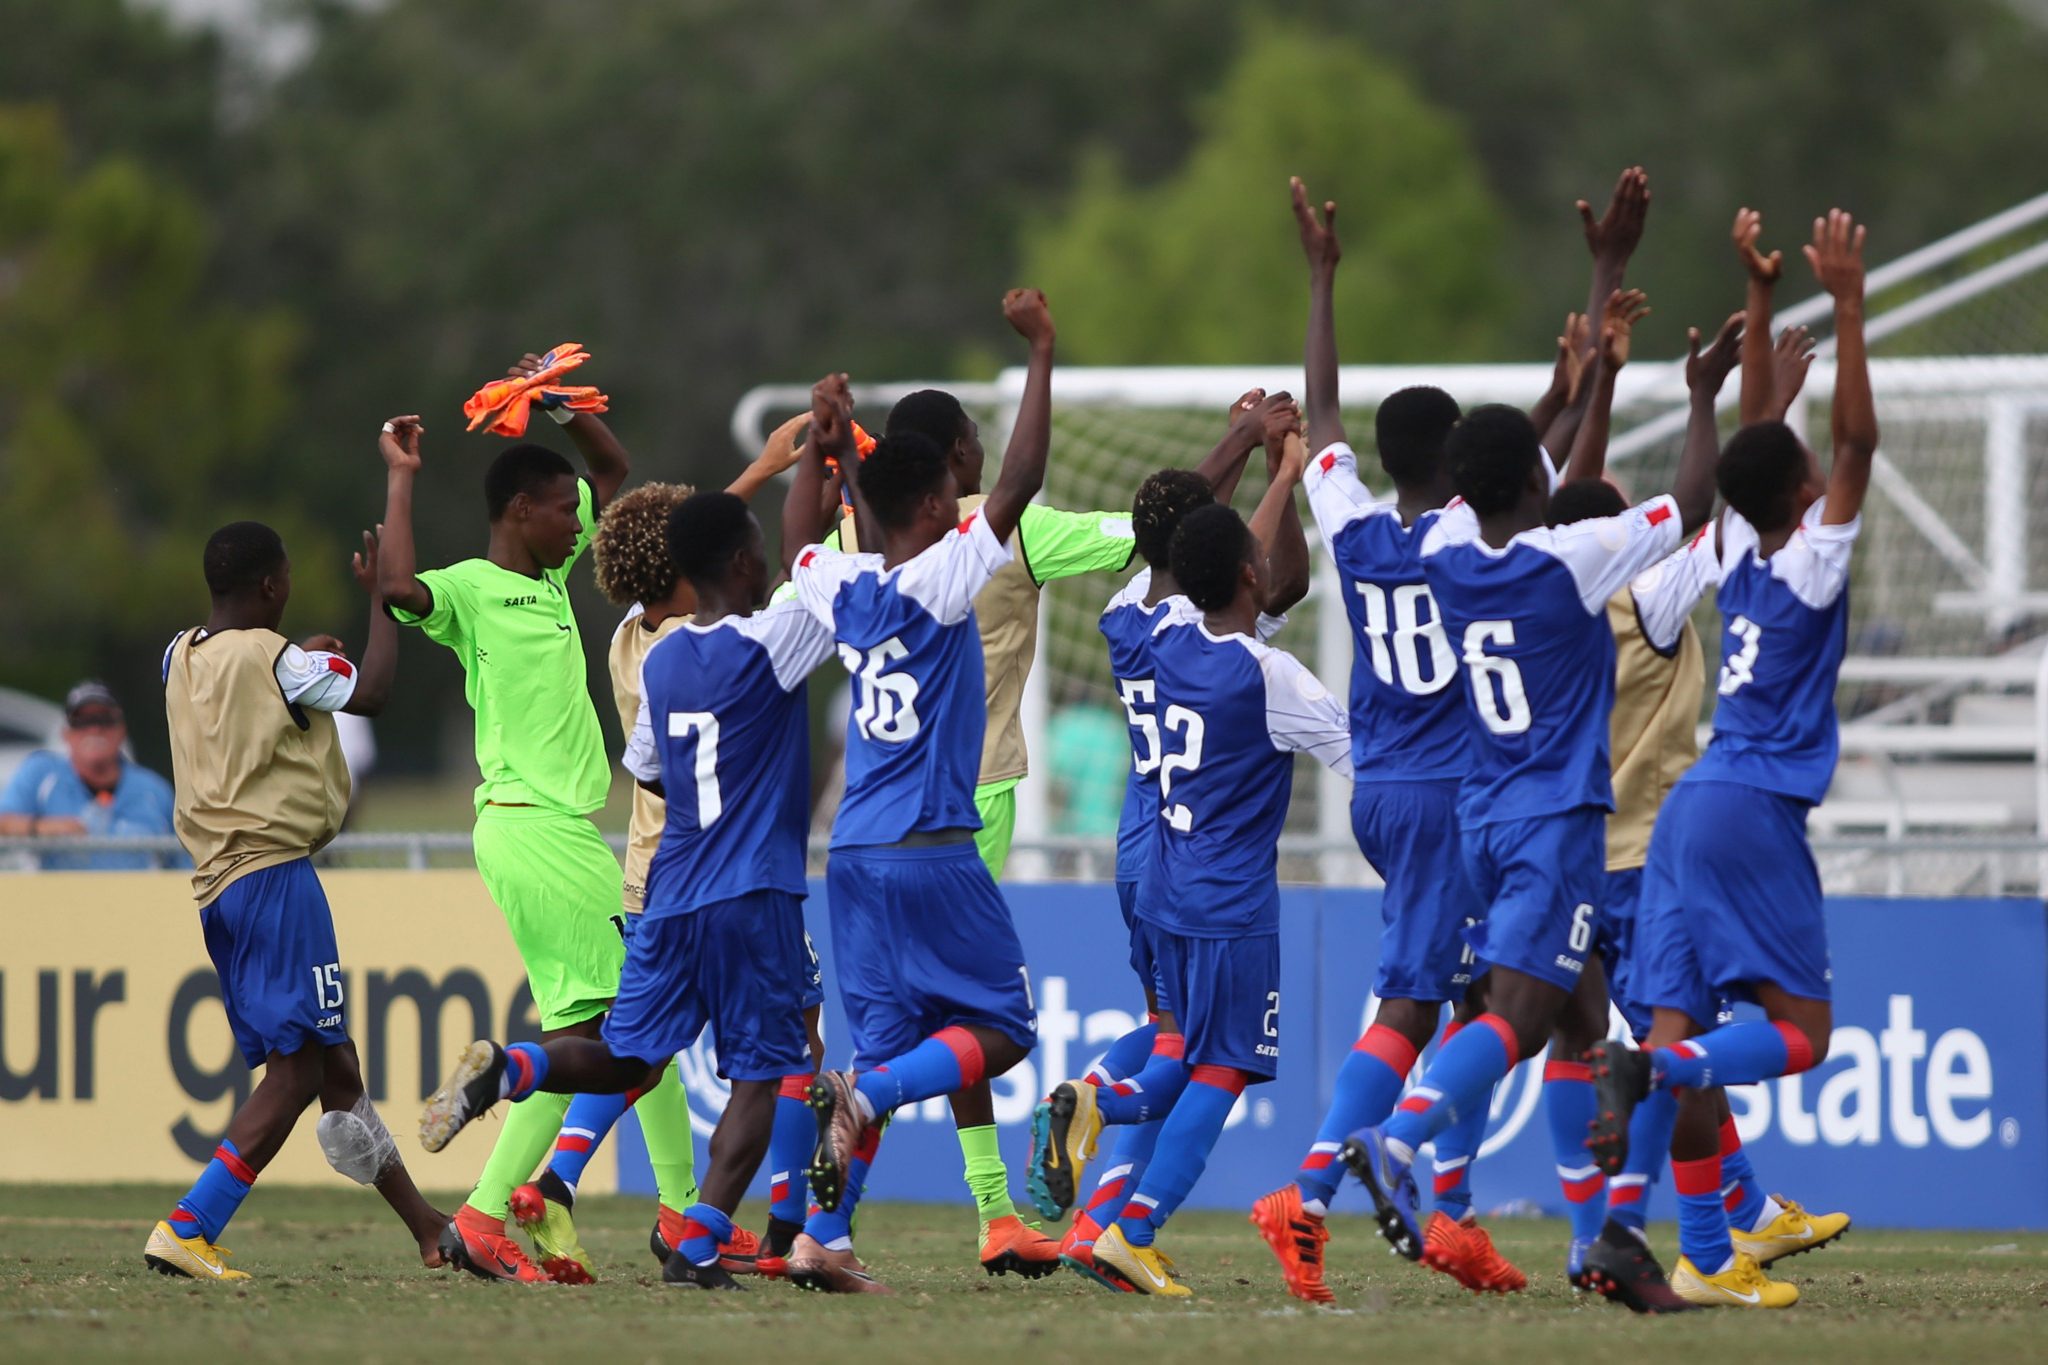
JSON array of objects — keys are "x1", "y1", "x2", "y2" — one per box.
[
  {"x1": 1115, "y1": 879, "x2": 1167, "y2": 1012},
  {"x1": 1463, "y1": 806, "x2": 1606, "y2": 994},
  {"x1": 1141, "y1": 923, "x2": 1279, "y2": 1082},
  {"x1": 603, "y1": 891, "x2": 813, "y2": 1081},
  {"x1": 1352, "y1": 781, "x2": 1483, "y2": 1002},
  {"x1": 1636, "y1": 779, "x2": 1831, "y2": 1025},
  {"x1": 973, "y1": 778, "x2": 1019, "y2": 881},
  {"x1": 827, "y1": 840, "x2": 1037, "y2": 1065},
  {"x1": 1599, "y1": 867, "x2": 1654, "y2": 1042},
  {"x1": 472, "y1": 804, "x2": 625, "y2": 1030},
  {"x1": 201, "y1": 858, "x2": 349, "y2": 1068}
]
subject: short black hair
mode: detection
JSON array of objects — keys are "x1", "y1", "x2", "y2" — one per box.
[
  {"x1": 1131, "y1": 468, "x2": 1215, "y2": 569},
  {"x1": 885, "y1": 389, "x2": 971, "y2": 451},
  {"x1": 204, "y1": 521, "x2": 286, "y2": 597},
  {"x1": 666, "y1": 492, "x2": 755, "y2": 585},
  {"x1": 484, "y1": 443, "x2": 577, "y2": 521},
  {"x1": 857, "y1": 432, "x2": 950, "y2": 530},
  {"x1": 1375, "y1": 386, "x2": 1462, "y2": 485},
  {"x1": 1548, "y1": 478, "x2": 1628, "y2": 526},
  {"x1": 1717, "y1": 421, "x2": 1807, "y2": 532},
  {"x1": 1169, "y1": 503, "x2": 1253, "y2": 613},
  {"x1": 1445, "y1": 403, "x2": 1544, "y2": 516}
]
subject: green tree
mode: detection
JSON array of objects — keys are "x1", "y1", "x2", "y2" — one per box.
[{"x1": 1022, "y1": 28, "x2": 1514, "y2": 365}]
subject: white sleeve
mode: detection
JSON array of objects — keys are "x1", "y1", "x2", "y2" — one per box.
[
  {"x1": 623, "y1": 686, "x2": 660, "y2": 784},
  {"x1": 790, "y1": 544, "x2": 878, "y2": 630},
  {"x1": 1540, "y1": 494, "x2": 1685, "y2": 615},
  {"x1": 1629, "y1": 522, "x2": 1722, "y2": 652},
  {"x1": 1254, "y1": 612, "x2": 1286, "y2": 643},
  {"x1": 1101, "y1": 567, "x2": 1153, "y2": 618},
  {"x1": 891, "y1": 511, "x2": 1013, "y2": 626},
  {"x1": 1303, "y1": 441, "x2": 1381, "y2": 542},
  {"x1": 1257, "y1": 645, "x2": 1353, "y2": 779},
  {"x1": 734, "y1": 598, "x2": 839, "y2": 691},
  {"x1": 1771, "y1": 497, "x2": 1862, "y2": 610},
  {"x1": 275, "y1": 644, "x2": 359, "y2": 713},
  {"x1": 1418, "y1": 500, "x2": 1480, "y2": 558}
]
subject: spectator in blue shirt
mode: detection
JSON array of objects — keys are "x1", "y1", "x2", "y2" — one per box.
[{"x1": 0, "y1": 681, "x2": 181, "y2": 869}]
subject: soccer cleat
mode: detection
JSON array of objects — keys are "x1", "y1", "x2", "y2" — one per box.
[
  {"x1": 805, "y1": 1071, "x2": 868, "y2": 1214},
  {"x1": 1250, "y1": 1185, "x2": 1335, "y2": 1305},
  {"x1": 1731, "y1": 1197, "x2": 1850, "y2": 1265},
  {"x1": 143, "y1": 1220, "x2": 250, "y2": 1282},
  {"x1": 785, "y1": 1232, "x2": 891, "y2": 1295},
  {"x1": 1670, "y1": 1251, "x2": 1800, "y2": 1308},
  {"x1": 1059, "y1": 1231, "x2": 1137, "y2": 1294},
  {"x1": 1338, "y1": 1127, "x2": 1422, "y2": 1261},
  {"x1": 648, "y1": 1209, "x2": 762, "y2": 1275},
  {"x1": 1421, "y1": 1212, "x2": 1526, "y2": 1294},
  {"x1": 1574, "y1": 1222, "x2": 1694, "y2": 1314},
  {"x1": 754, "y1": 1215, "x2": 804, "y2": 1280},
  {"x1": 1092, "y1": 1224, "x2": 1190, "y2": 1297},
  {"x1": 510, "y1": 1171, "x2": 593, "y2": 1284},
  {"x1": 662, "y1": 1252, "x2": 747, "y2": 1290},
  {"x1": 979, "y1": 1214, "x2": 1064, "y2": 1279},
  {"x1": 440, "y1": 1205, "x2": 551, "y2": 1283},
  {"x1": 1585, "y1": 1041, "x2": 1652, "y2": 1178},
  {"x1": 419, "y1": 1040, "x2": 506, "y2": 1154},
  {"x1": 1027, "y1": 1081, "x2": 1104, "y2": 1219}
]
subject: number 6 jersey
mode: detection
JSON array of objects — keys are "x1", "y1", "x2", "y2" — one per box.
[{"x1": 793, "y1": 511, "x2": 1013, "y2": 848}]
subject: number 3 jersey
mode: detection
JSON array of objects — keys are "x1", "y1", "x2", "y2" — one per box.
[
  {"x1": 793, "y1": 511, "x2": 1012, "y2": 848},
  {"x1": 624, "y1": 598, "x2": 836, "y2": 917},
  {"x1": 1419, "y1": 494, "x2": 1684, "y2": 827},
  {"x1": 1134, "y1": 621, "x2": 1351, "y2": 938},
  {"x1": 1683, "y1": 497, "x2": 1860, "y2": 804}
]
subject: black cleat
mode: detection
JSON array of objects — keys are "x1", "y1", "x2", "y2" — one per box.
[
  {"x1": 1586, "y1": 1042, "x2": 1653, "y2": 1178},
  {"x1": 419, "y1": 1040, "x2": 507, "y2": 1153},
  {"x1": 663, "y1": 1252, "x2": 747, "y2": 1290},
  {"x1": 1578, "y1": 1221, "x2": 1695, "y2": 1314}
]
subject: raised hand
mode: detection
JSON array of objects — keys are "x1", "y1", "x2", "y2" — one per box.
[
  {"x1": 1257, "y1": 391, "x2": 1302, "y2": 454},
  {"x1": 1733, "y1": 207, "x2": 1782, "y2": 283},
  {"x1": 1804, "y1": 208, "x2": 1867, "y2": 299},
  {"x1": 1599, "y1": 289, "x2": 1652, "y2": 369},
  {"x1": 1003, "y1": 288, "x2": 1055, "y2": 347},
  {"x1": 1290, "y1": 176, "x2": 1341, "y2": 276},
  {"x1": 379, "y1": 416, "x2": 423, "y2": 474},
  {"x1": 809, "y1": 372, "x2": 853, "y2": 452},
  {"x1": 1578, "y1": 166, "x2": 1651, "y2": 266},
  {"x1": 1685, "y1": 312, "x2": 1745, "y2": 398},
  {"x1": 1769, "y1": 325, "x2": 1818, "y2": 417},
  {"x1": 349, "y1": 525, "x2": 384, "y2": 598},
  {"x1": 507, "y1": 352, "x2": 546, "y2": 380}
]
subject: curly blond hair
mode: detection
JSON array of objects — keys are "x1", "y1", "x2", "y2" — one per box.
[{"x1": 593, "y1": 481, "x2": 695, "y2": 606}]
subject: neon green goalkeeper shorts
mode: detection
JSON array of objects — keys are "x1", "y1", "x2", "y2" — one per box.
[
  {"x1": 472, "y1": 804, "x2": 625, "y2": 1029},
  {"x1": 973, "y1": 778, "x2": 1019, "y2": 882}
]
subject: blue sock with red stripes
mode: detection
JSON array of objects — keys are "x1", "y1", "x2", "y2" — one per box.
[
  {"x1": 767, "y1": 1073, "x2": 817, "y2": 1226},
  {"x1": 1382, "y1": 1013, "x2": 1520, "y2": 1157},
  {"x1": 676, "y1": 1202, "x2": 734, "y2": 1267},
  {"x1": 169, "y1": 1138, "x2": 256, "y2": 1243},
  {"x1": 1074, "y1": 1120, "x2": 1162, "y2": 1242},
  {"x1": 1673, "y1": 1153, "x2": 1734, "y2": 1272},
  {"x1": 1606, "y1": 1087, "x2": 1676, "y2": 1236},
  {"x1": 500, "y1": 1041, "x2": 549, "y2": 1100},
  {"x1": 1544, "y1": 1058, "x2": 1607, "y2": 1243},
  {"x1": 1655, "y1": 1021, "x2": 1815, "y2": 1090},
  {"x1": 855, "y1": 1027, "x2": 984, "y2": 1120},
  {"x1": 546, "y1": 1091, "x2": 630, "y2": 1197},
  {"x1": 1429, "y1": 1086, "x2": 1491, "y2": 1222},
  {"x1": 1089, "y1": 1016, "x2": 1161, "y2": 1086},
  {"x1": 1718, "y1": 1114, "x2": 1775, "y2": 1233},
  {"x1": 1115, "y1": 1067, "x2": 1246, "y2": 1247},
  {"x1": 1093, "y1": 1032, "x2": 1187, "y2": 1124},
  {"x1": 1296, "y1": 1023, "x2": 1419, "y2": 1213},
  {"x1": 802, "y1": 1125, "x2": 881, "y2": 1251}
]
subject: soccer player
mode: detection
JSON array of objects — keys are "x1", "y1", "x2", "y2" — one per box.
[
  {"x1": 1591, "y1": 209, "x2": 1876, "y2": 1310},
  {"x1": 420, "y1": 488, "x2": 835, "y2": 1290},
  {"x1": 779, "y1": 289, "x2": 1056, "y2": 1293},
  {"x1": 378, "y1": 385, "x2": 695, "y2": 1283},
  {"x1": 147, "y1": 474, "x2": 446, "y2": 1281},
  {"x1": 1087, "y1": 491, "x2": 1351, "y2": 1297}
]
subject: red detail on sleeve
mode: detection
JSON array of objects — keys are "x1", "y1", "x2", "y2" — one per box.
[
  {"x1": 324, "y1": 655, "x2": 354, "y2": 677},
  {"x1": 1319, "y1": 451, "x2": 1338, "y2": 473},
  {"x1": 1690, "y1": 523, "x2": 1712, "y2": 548},
  {"x1": 958, "y1": 512, "x2": 980, "y2": 534},
  {"x1": 1647, "y1": 502, "x2": 1674, "y2": 526},
  {"x1": 798, "y1": 549, "x2": 817, "y2": 569}
]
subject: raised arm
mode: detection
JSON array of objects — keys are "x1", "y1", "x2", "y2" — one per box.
[
  {"x1": 1537, "y1": 311, "x2": 1595, "y2": 455},
  {"x1": 1764, "y1": 324, "x2": 1817, "y2": 422},
  {"x1": 727, "y1": 413, "x2": 812, "y2": 503},
  {"x1": 342, "y1": 526, "x2": 398, "y2": 716},
  {"x1": 1732, "y1": 209, "x2": 1784, "y2": 424},
  {"x1": 782, "y1": 374, "x2": 848, "y2": 572},
  {"x1": 979, "y1": 289, "x2": 1056, "y2": 542},
  {"x1": 1808, "y1": 210, "x2": 1877, "y2": 524},
  {"x1": 1196, "y1": 389, "x2": 1268, "y2": 504},
  {"x1": 1561, "y1": 289, "x2": 1650, "y2": 486},
  {"x1": 375, "y1": 416, "x2": 433, "y2": 618},
  {"x1": 1674, "y1": 312, "x2": 1744, "y2": 532},
  {"x1": 1576, "y1": 168, "x2": 1650, "y2": 354},
  {"x1": 1290, "y1": 176, "x2": 1345, "y2": 449},
  {"x1": 1247, "y1": 404, "x2": 1310, "y2": 614}
]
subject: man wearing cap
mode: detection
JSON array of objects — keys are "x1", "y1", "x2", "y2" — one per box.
[{"x1": 0, "y1": 681, "x2": 181, "y2": 869}]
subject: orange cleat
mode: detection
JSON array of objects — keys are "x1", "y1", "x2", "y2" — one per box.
[
  {"x1": 441, "y1": 1204, "x2": 552, "y2": 1284},
  {"x1": 979, "y1": 1214, "x2": 1064, "y2": 1279},
  {"x1": 1059, "y1": 1231, "x2": 1136, "y2": 1293},
  {"x1": 1421, "y1": 1211, "x2": 1527, "y2": 1294},
  {"x1": 1250, "y1": 1185, "x2": 1335, "y2": 1305}
]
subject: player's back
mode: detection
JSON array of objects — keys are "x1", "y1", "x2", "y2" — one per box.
[
  {"x1": 630, "y1": 600, "x2": 831, "y2": 914},
  {"x1": 1101, "y1": 569, "x2": 1185, "y2": 887}
]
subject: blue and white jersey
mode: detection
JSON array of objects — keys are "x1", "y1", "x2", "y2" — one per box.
[
  {"x1": 1134, "y1": 621, "x2": 1350, "y2": 938},
  {"x1": 1102, "y1": 568, "x2": 1283, "y2": 886},
  {"x1": 1685, "y1": 498, "x2": 1860, "y2": 804},
  {"x1": 1303, "y1": 441, "x2": 1467, "y2": 783},
  {"x1": 1420, "y1": 495, "x2": 1683, "y2": 826},
  {"x1": 793, "y1": 511, "x2": 1011, "y2": 848},
  {"x1": 624, "y1": 598, "x2": 835, "y2": 917}
]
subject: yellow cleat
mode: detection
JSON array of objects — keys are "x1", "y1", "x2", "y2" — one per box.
[
  {"x1": 1027, "y1": 1080, "x2": 1106, "y2": 1219},
  {"x1": 1731, "y1": 1197, "x2": 1849, "y2": 1266},
  {"x1": 1092, "y1": 1223, "x2": 1191, "y2": 1297},
  {"x1": 510, "y1": 1179, "x2": 594, "y2": 1284},
  {"x1": 1670, "y1": 1251, "x2": 1799, "y2": 1308},
  {"x1": 144, "y1": 1220, "x2": 251, "y2": 1282}
]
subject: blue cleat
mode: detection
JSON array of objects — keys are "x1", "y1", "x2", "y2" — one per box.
[{"x1": 1339, "y1": 1126, "x2": 1422, "y2": 1261}]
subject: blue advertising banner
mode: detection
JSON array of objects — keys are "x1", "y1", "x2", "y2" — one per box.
[{"x1": 617, "y1": 884, "x2": 2048, "y2": 1230}]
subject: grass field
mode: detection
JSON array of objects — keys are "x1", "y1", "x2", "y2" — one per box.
[{"x1": 5, "y1": 1185, "x2": 2046, "y2": 1363}]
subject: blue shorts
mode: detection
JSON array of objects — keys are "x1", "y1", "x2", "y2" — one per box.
[
  {"x1": 1637, "y1": 780, "x2": 1831, "y2": 1024},
  {"x1": 620, "y1": 910, "x2": 823, "y2": 1014},
  {"x1": 1141, "y1": 923, "x2": 1279, "y2": 1082},
  {"x1": 827, "y1": 842, "x2": 1037, "y2": 1065},
  {"x1": 200, "y1": 859, "x2": 349, "y2": 1069},
  {"x1": 1115, "y1": 880, "x2": 1168, "y2": 1012},
  {"x1": 1353, "y1": 781, "x2": 1482, "y2": 1002},
  {"x1": 1599, "y1": 868, "x2": 1653, "y2": 1042},
  {"x1": 1463, "y1": 807, "x2": 1605, "y2": 994},
  {"x1": 604, "y1": 891, "x2": 813, "y2": 1081}
]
